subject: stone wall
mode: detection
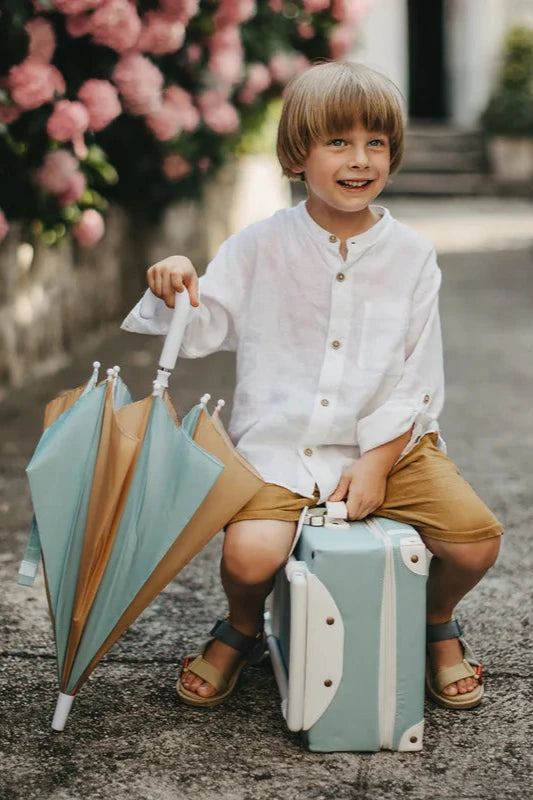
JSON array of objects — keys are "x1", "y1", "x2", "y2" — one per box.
[{"x1": 0, "y1": 155, "x2": 290, "y2": 391}]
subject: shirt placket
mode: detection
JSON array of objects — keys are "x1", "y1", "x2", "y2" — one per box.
[{"x1": 298, "y1": 244, "x2": 355, "y2": 484}]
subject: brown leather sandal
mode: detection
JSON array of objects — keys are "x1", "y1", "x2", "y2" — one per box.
[
  {"x1": 176, "y1": 619, "x2": 265, "y2": 708},
  {"x1": 425, "y1": 619, "x2": 484, "y2": 709}
]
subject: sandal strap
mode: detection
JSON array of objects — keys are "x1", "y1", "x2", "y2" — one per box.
[
  {"x1": 210, "y1": 619, "x2": 261, "y2": 655},
  {"x1": 426, "y1": 618, "x2": 463, "y2": 643},
  {"x1": 433, "y1": 659, "x2": 477, "y2": 693},
  {"x1": 184, "y1": 655, "x2": 228, "y2": 692}
]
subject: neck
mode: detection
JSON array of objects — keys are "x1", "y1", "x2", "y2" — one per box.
[{"x1": 305, "y1": 201, "x2": 380, "y2": 240}]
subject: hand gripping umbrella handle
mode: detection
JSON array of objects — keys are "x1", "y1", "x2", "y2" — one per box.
[
  {"x1": 158, "y1": 290, "x2": 192, "y2": 371},
  {"x1": 140, "y1": 289, "x2": 192, "y2": 381}
]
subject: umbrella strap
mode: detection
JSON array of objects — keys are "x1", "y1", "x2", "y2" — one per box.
[{"x1": 17, "y1": 515, "x2": 42, "y2": 587}]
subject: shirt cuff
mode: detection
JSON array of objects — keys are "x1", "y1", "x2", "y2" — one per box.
[{"x1": 357, "y1": 401, "x2": 419, "y2": 456}]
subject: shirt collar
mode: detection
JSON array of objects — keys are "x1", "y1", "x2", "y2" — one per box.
[{"x1": 297, "y1": 200, "x2": 391, "y2": 252}]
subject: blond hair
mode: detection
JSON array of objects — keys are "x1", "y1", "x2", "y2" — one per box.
[{"x1": 277, "y1": 61, "x2": 405, "y2": 178}]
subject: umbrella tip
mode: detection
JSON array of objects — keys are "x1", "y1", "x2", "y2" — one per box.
[
  {"x1": 113, "y1": 365, "x2": 120, "y2": 375},
  {"x1": 215, "y1": 398, "x2": 225, "y2": 414},
  {"x1": 92, "y1": 361, "x2": 101, "y2": 370},
  {"x1": 51, "y1": 692, "x2": 75, "y2": 732},
  {"x1": 200, "y1": 393, "x2": 211, "y2": 409},
  {"x1": 106, "y1": 368, "x2": 115, "y2": 381}
]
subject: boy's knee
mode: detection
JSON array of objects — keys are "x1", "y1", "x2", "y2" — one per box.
[
  {"x1": 223, "y1": 543, "x2": 285, "y2": 586},
  {"x1": 222, "y1": 522, "x2": 293, "y2": 586},
  {"x1": 443, "y1": 536, "x2": 501, "y2": 573}
]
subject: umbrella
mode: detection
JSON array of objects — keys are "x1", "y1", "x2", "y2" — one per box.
[{"x1": 19, "y1": 292, "x2": 263, "y2": 730}]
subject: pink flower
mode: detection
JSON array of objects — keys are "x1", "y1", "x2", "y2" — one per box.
[
  {"x1": 146, "y1": 104, "x2": 182, "y2": 141},
  {"x1": 138, "y1": 11, "x2": 186, "y2": 55},
  {"x1": 8, "y1": 58, "x2": 65, "y2": 110},
  {"x1": 238, "y1": 63, "x2": 271, "y2": 104},
  {"x1": 207, "y1": 26, "x2": 243, "y2": 87},
  {"x1": 214, "y1": 0, "x2": 256, "y2": 26},
  {"x1": 298, "y1": 22, "x2": 315, "y2": 39},
  {"x1": 186, "y1": 43, "x2": 202, "y2": 64},
  {"x1": 303, "y1": 0, "x2": 331, "y2": 11},
  {"x1": 328, "y1": 23, "x2": 355, "y2": 59},
  {"x1": 52, "y1": 0, "x2": 105, "y2": 12},
  {"x1": 269, "y1": 52, "x2": 304, "y2": 84},
  {"x1": 0, "y1": 104, "x2": 21, "y2": 124},
  {"x1": 34, "y1": 149, "x2": 79, "y2": 195},
  {"x1": 268, "y1": 0, "x2": 283, "y2": 12},
  {"x1": 65, "y1": 14, "x2": 93, "y2": 37},
  {"x1": 72, "y1": 209, "x2": 105, "y2": 247},
  {"x1": 25, "y1": 17, "x2": 56, "y2": 63},
  {"x1": 78, "y1": 79, "x2": 121, "y2": 131},
  {"x1": 57, "y1": 170, "x2": 87, "y2": 205},
  {"x1": 91, "y1": 0, "x2": 142, "y2": 53},
  {"x1": 162, "y1": 153, "x2": 192, "y2": 180},
  {"x1": 331, "y1": 0, "x2": 369, "y2": 24},
  {"x1": 0, "y1": 209, "x2": 9, "y2": 244},
  {"x1": 199, "y1": 91, "x2": 240, "y2": 134},
  {"x1": 159, "y1": 0, "x2": 200, "y2": 24},
  {"x1": 113, "y1": 53, "x2": 163, "y2": 115},
  {"x1": 47, "y1": 100, "x2": 89, "y2": 159},
  {"x1": 162, "y1": 86, "x2": 200, "y2": 131},
  {"x1": 208, "y1": 49, "x2": 243, "y2": 88}
]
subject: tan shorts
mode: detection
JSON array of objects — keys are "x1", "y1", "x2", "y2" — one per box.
[{"x1": 228, "y1": 433, "x2": 503, "y2": 543}]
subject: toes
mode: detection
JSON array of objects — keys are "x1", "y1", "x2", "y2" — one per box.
[
  {"x1": 443, "y1": 682, "x2": 459, "y2": 696},
  {"x1": 196, "y1": 681, "x2": 217, "y2": 698}
]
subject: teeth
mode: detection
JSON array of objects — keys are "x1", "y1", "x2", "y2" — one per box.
[{"x1": 340, "y1": 180, "x2": 369, "y2": 187}]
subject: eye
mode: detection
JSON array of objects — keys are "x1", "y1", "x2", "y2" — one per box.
[
  {"x1": 368, "y1": 138, "x2": 387, "y2": 147},
  {"x1": 329, "y1": 138, "x2": 346, "y2": 147}
]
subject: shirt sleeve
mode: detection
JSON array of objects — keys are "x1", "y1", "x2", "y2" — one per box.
[
  {"x1": 179, "y1": 229, "x2": 254, "y2": 357},
  {"x1": 120, "y1": 228, "x2": 254, "y2": 357},
  {"x1": 356, "y1": 249, "x2": 444, "y2": 455}
]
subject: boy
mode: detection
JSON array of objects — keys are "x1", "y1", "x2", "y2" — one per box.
[{"x1": 129, "y1": 62, "x2": 502, "y2": 710}]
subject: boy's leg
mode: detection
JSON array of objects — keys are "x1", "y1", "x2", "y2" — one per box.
[
  {"x1": 180, "y1": 519, "x2": 296, "y2": 699},
  {"x1": 420, "y1": 536, "x2": 500, "y2": 696},
  {"x1": 375, "y1": 433, "x2": 503, "y2": 700}
]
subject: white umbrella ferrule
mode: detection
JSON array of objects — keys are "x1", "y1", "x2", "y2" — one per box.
[
  {"x1": 199, "y1": 393, "x2": 211, "y2": 410},
  {"x1": 214, "y1": 398, "x2": 225, "y2": 415},
  {"x1": 106, "y1": 368, "x2": 115, "y2": 382},
  {"x1": 51, "y1": 692, "x2": 75, "y2": 731}
]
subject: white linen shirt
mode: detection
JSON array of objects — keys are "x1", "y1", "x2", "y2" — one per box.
[{"x1": 122, "y1": 201, "x2": 444, "y2": 502}]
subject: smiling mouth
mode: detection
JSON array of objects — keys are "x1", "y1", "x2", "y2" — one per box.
[{"x1": 338, "y1": 179, "x2": 372, "y2": 188}]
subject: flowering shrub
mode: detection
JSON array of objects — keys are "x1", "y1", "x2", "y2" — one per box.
[{"x1": 0, "y1": 0, "x2": 368, "y2": 247}]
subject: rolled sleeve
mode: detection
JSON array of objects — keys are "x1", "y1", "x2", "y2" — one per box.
[{"x1": 357, "y1": 250, "x2": 444, "y2": 455}]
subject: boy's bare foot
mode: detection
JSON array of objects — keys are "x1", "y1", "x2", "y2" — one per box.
[
  {"x1": 180, "y1": 638, "x2": 245, "y2": 698},
  {"x1": 427, "y1": 636, "x2": 479, "y2": 696}
]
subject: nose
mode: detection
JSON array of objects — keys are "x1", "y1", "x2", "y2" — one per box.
[{"x1": 348, "y1": 144, "x2": 369, "y2": 169}]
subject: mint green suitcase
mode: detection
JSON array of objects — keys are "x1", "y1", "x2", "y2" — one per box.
[{"x1": 265, "y1": 503, "x2": 428, "y2": 752}]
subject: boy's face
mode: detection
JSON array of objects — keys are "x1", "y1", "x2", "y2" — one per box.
[{"x1": 296, "y1": 124, "x2": 391, "y2": 225}]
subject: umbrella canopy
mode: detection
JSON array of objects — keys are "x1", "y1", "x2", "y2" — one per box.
[{"x1": 19, "y1": 293, "x2": 263, "y2": 730}]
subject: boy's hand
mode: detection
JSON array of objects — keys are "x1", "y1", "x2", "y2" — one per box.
[
  {"x1": 146, "y1": 255, "x2": 200, "y2": 308},
  {"x1": 328, "y1": 459, "x2": 387, "y2": 520}
]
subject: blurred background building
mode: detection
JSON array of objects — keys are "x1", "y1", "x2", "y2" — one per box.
[{"x1": 356, "y1": 0, "x2": 533, "y2": 127}]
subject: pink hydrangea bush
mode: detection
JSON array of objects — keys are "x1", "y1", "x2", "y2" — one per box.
[{"x1": 0, "y1": 0, "x2": 365, "y2": 247}]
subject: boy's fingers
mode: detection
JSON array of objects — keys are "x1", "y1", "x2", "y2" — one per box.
[
  {"x1": 161, "y1": 271, "x2": 175, "y2": 308},
  {"x1": 184, "y1": 273, "x2": 200, "y2": 307}
]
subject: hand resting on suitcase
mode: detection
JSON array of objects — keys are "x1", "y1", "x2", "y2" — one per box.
[{"x1": 328, "y1": 426, "x2": 413, "y2": 519}]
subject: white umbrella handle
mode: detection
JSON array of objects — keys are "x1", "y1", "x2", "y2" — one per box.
[{"x1": 140, "y1": 290, "x2": 192, "y2": 371}]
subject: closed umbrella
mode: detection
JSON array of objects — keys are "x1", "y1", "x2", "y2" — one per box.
[{"x1": 19, "y1": 293, "x2": 263, "y2": 730}]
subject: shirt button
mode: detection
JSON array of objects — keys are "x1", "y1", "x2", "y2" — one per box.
[
  {"x1": 423, "y1": 393, "x2": 431, "y2": 404},
  {"x1": 336, "y1": 272, "x2": 345, "y2": 282},
  {"x1": 329, "y1": 234, "x2": 337, "y2": 243},
  {"x1": 331, "y1": 340, "x2": 341, "y2": 349},
  {"x1": 304, "y1": 448, "x2": 313, "y2": 457},
  {"x1": 321, "y1": 398, "x2": 329, "y2": 407}
]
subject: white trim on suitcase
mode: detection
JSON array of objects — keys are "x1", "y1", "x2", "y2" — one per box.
[{"x1": 365, "y1": 517, "x2": 397, "y2": 750}]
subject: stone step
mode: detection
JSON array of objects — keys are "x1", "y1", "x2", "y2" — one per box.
[
  {"x1": 383, "y1": 171, "x2": 494, "y2": 196},
  {"x1": 401, "y1": 125, "x2": 487, "y2": 173}
]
